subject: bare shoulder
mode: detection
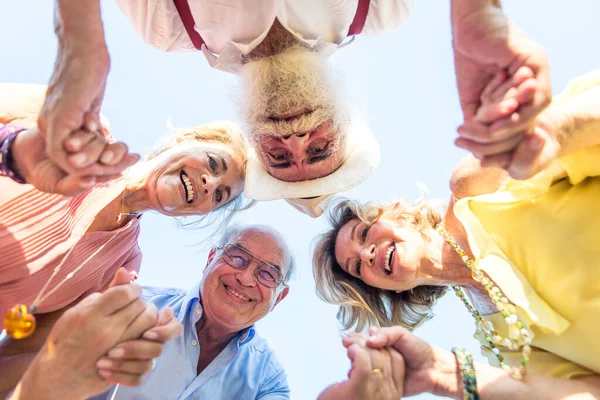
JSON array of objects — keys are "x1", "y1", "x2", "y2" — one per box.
[{"x1": 449, "y1": 155, "x2": 509, "y2": 200}]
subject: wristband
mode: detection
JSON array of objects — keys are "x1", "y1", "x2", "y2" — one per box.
[{"x1": 0, "y1": 125, "x2": 28, "y2": 184}]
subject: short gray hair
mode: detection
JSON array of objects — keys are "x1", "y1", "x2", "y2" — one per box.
[{"x1": 217, "y1": 225, "x2": 295, "y2": 284}]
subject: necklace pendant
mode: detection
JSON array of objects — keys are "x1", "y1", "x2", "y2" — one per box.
[{"x1": 4, "y1": 304, "x2": 36, "y2": 339}]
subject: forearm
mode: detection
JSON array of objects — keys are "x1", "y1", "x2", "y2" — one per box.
[
  {"x1": 553, "y1": 87, "x2": 600, "y2": 157},
  {"x1": 55, "y1": 0, "x2": 106, "y2": 48},
  {"x1": 438, "y1": 358, "x2": 600, "y2": 400},
  {"x1": 451, "y1": 0, "x2": 502, "y2": 24}
]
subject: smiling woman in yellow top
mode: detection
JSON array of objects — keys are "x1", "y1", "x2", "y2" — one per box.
[{"x1": 312, "y1": 70, "x2": 600, "y2": 398}]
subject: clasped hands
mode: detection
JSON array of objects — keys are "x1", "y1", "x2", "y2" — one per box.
[
  {"x1": 318, "y1": 326, "x2": 461, "y2": 400},
  {"x1": 13, "y1": 268, "x2": 183, "y2": 400}
]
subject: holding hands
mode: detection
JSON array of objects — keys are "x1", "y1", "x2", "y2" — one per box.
[{"x1": 452, "y1": 1, "x2": 554, "y2": 179}]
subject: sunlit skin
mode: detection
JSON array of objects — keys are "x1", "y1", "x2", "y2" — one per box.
[
  {"x1": 257, "y1": 120, "x2": 344, "y2": 182},
  {"x1": 334, "y1": 217, "x2": 491, "y2": 295},
  {"x1": 200, "y1": 228, "x2": 290, "y2": 333},
  {"x1": 123, "y1": 141, "x2": 245, "y2": 217}
]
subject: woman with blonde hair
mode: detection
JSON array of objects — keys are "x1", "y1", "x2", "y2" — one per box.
[
  {"x1": 312, "y1": 70, "x2": 600, "y2": 398},
  {"x1": 0, "y1": 83, "x2": 250, "y2": 394}
]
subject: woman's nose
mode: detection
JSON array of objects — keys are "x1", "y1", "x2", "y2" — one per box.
[
  {"x1": 201, "y1": 174, "x2": 216, "y2": 195},
  {"x1": 360, "y1": 244, "x2": 375, "y2": 265}
]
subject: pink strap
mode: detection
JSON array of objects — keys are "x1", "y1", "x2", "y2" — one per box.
[
  {"x1": 174, "y1": 0, "x2": 372, "y2": 51},
  {"x1": 348, "y1": 0, "x2": 371, "y2": 36},
  {"x1": 173, "y1": 0, "x2": 205, "y2": 50}
]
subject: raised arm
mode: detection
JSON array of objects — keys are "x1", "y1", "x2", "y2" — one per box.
[{"x1": 367, "y1": 326, "x2": 600, "y2": 400}]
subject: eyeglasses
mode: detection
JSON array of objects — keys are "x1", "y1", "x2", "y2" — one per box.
[{"x1": 220, "y1": 244, "x2": 284, "y2": 289}]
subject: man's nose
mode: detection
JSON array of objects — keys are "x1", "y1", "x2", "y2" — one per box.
[
  {"x1": 282, "y1": 134, "x2": 308, "y2": 160},
  {"x1": 235, "y1": 264, "x2": 257, "y2": 287},
  {"x1": 360, "y1": 244, "x2": 375, "y2": 265}
]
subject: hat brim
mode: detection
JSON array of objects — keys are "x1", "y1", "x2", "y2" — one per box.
[{"x1": 244, "y1": 118, "x2": 380, "y2": 201}]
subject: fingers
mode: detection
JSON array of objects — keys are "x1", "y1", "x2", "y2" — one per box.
[
  {"x1": 119, "y1": 303, "x2": 159, "y2": 342},
  {"x1": 455, "y1": 134, "x2": 523, "y2": 158},
  {"x1": 97, "y1": 357, "x2": 154, "y2": 375},
  {"x1": 388, "y1": 346, "x2": 406, "y2": 391},
  {"x1": 97, "y1": 284, "x2": 143, "y2": 315},
  {"x1": 99, "y1": 142, "x2": 130, "y2": 166},
  {"x1": 480, "y1": 151, "x2": 513, "y2": 169},
  {"x1": 83, "y1": 110, "x2": 101, "y2": 134},
  {"x1": 74, "y1": 152, "x2": 140, "y2": 177},
  {"x1": 479, "y1": 70, "x2": 508, "y2": 101},
  {"x1": 507, "y1": 128, "x2": 558, "y2": 180},
  {"x1": 108, "y1": 268, "x2": 133, "y2": 289},
  {"x1": 98, "y1": 369, "x2": 146, "y2": 387},
  {"x1": 66, "y1": 130, "x2": 109, "y2": 169},
  {"x1": 107, "y1": 339, "x2": 164, "y2": 361},
  {"x1": 63, "y1": 130, "x2": 96, "y2": 153},
  {"x1": 142, "y1": 308, "x2": 184, "y2": 342},
  {"x1": 53, "y1": 174, "x2": 97, "y2": 196},
  {"x1": 346, "y1": 343, "x2": 372, "y2": 381}
]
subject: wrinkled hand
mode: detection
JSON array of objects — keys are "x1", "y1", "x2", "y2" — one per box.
[
  {"x1": 37, "y1": 37, "x2": 135, "y2": 178},
  {"x1": 318, "y1": 333, "x2": 404, "y2": 400},
  {"x1": 18, "y1": 272, "x2": 157, "y2": 400},
  {"x1": 11, "y1": 127, "x2": 139, "y2": 195},
  {"x1": 453, "y1": 4, "x2": 551, "y2": 178},
  {"x1": 95, "y1": 269, "x2": 183, "y2": 387},
  {"x1": 366, "y1": 327, "x2": 460, "y2": 398},
  {"x1": 456, "y1": 67, "x2": 562, "y2": 179}
]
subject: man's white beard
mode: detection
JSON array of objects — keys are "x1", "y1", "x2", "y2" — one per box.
[{"x1": 240, "y1": 47, "x2": 346, "y2": 141}]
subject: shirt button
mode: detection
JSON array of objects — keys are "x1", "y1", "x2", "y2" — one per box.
[
  {"x1": 191, "y1": 340, "x2": 198, "y2": 346},
  {"x1": 196, "y1": 309, "x2": 203, "y2": 316}
]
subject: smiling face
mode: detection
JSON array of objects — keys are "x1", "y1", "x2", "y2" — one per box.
[
  {"x1": 200, "y1": 228, "x2": 290, "y2": 331},
  {"x1": 241, "y1": 47, "x2": 348, "y2": 182},
  {"x1": 334, "y1": 218, "x2": 428, "y2": 291},
  {"x1": 143, "y1": 140, "x2": 245, "y2": 216}
]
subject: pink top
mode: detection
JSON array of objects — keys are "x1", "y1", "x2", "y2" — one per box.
[{"x1": 0, "y1": 177, "x2": 142, "y2": 330}]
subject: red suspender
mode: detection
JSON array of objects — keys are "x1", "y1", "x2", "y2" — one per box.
[
  {"x1": 348, "y1": 0, "x2": 371, "y2": 36},
  {"x1": 173, "y1": 0, "x2": 205, "y2": 50},
  {"x1": 174, "y1": 0, "x2": 371, "y2": 51}
]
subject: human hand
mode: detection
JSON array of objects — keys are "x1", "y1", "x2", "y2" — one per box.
[
  {"x1": 37, "y1": 23, "x2": 136, "y2": 180},
  {"x1": 14, "y1": 277, "x2": 153, "y2": 400},
  {"x1": 318, "y1": 332, "x2": 404, "y2": 400},
  {"x1": 95, "y1": 268, "x2": 183, "y2": 387},
  {"x1": 366, "y1": 326, "x2": 461, "y2": 398},
  {"x1": 452, "y1": 5, "x2": 551, "y2": 141},
  {"x1": 11, "y1": 127, "x2": 139, "y2": 195},
  {"x1": 456, "y1": 68, "x2": 564, "y2": 178}
]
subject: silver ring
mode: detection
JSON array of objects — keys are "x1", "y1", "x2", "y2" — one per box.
[{"x1": 151, "y1": 359, "x2": 156, "y2": 370}]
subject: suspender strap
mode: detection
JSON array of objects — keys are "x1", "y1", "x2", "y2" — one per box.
[
  {"x1": 347, "y1": 0, "x2": 371, "y2": 36},
  {"x1": 174, "y1": 0, "x2": 371, "y2": 51},
  {"x1": 173, "y1": 0, "x2": 205, "y2": 50}
]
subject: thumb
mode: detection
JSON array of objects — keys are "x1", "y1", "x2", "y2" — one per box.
[{"x1": 109, "y1": 267, "x2": 131, "y2": 288}]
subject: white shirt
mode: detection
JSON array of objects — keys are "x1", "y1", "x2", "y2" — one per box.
[{"x1": 115, "y1": 0, "x2": 413, "y2": 74}]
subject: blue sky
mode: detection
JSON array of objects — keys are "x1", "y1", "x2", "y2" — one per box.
[{"x1": 2, "y1": 1, "x2": 600, "y2": 399}]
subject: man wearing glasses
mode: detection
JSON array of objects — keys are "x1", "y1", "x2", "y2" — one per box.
[{"x1": 101, "y1": 224, "x2": 294, "y2": 399}]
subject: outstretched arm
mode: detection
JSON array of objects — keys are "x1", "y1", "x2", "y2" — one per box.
[{"x1": 367, "y1": 326, "x2": 600, "y2": 400}]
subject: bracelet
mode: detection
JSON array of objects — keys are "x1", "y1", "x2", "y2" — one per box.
[
  {"x1": 0, "y1": 125, "x2": 28, "y2": 184},
  {"x1": 452, "y1": 346, "x2": 480, "y2": 400}
]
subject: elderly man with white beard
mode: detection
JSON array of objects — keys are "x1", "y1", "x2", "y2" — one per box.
[{"x1": 37, "y1": 0, "x2": 551, "y2": 217}]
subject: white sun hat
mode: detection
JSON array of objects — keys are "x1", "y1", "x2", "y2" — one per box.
[{"x1": 243, "y1": 117, "x2": 380, "y2": 217}]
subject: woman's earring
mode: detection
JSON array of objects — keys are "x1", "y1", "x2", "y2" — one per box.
[{"x1": 395, "y1": 290, "x2": 400, "y2": 294}]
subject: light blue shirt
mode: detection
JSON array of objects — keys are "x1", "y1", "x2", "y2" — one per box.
[{"x1": 100, "y1": 283, "x2": 290, "y2": 400}]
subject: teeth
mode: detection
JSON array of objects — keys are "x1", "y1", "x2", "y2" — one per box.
[
  {"x1": 226, "y1": 286, "x2": 250, "y2": 301},
  {"x1": 384, "y1": 244, "x2": 395, "y2": 272},
  {"x1": 181, "y1": 172, "x2": 194, "y2": 203}
]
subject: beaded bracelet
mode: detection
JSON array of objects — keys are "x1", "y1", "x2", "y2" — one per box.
[
  {"x1": 452, "y1": 346, "x2": 480, "y2": 400},
  {"x1": 0, "y1": 125, "x2": 27, "y2": 184}
]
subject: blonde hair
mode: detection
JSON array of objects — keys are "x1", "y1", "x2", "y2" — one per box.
[
  {"x1": 130, "y1": 120, "x2": 254, "y2": 237},
  {"x1": 312, "y1": 197, "x2": 447, "y2": 332},
  {"x1": 147, "y1": 120, "x2": 249, "y2": 176}
]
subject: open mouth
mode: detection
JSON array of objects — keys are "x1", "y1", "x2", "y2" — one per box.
[
  {"x1": 179, "y1": 170, "x2": 194, "y2": 204},
  {"x1": 225, "y1": 285, "x2": 252, "y2": 302},
  {"x1": 384, "y1": 243, "x2": 395, "y2": 275}
]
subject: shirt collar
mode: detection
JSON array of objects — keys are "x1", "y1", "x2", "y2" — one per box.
[{"x1": 177, "y1": 281, "x2": 257, "y2": 346}]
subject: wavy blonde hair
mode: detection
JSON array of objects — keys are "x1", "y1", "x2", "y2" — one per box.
[{"x1": 312, "y1": 197, "x2": 448, "y2": 332}]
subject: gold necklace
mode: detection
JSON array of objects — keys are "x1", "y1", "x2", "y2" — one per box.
[
  {"x1": 435, "y1": 224, "x2": 533, "y2": 379},
  {"x1": 4, "y1": 200, "x2": 129, "y2": 339}
]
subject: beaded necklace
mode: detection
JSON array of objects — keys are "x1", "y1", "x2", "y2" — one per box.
[{"x1": 435, "y1": 224, "x2": 533, "y2": 379}]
